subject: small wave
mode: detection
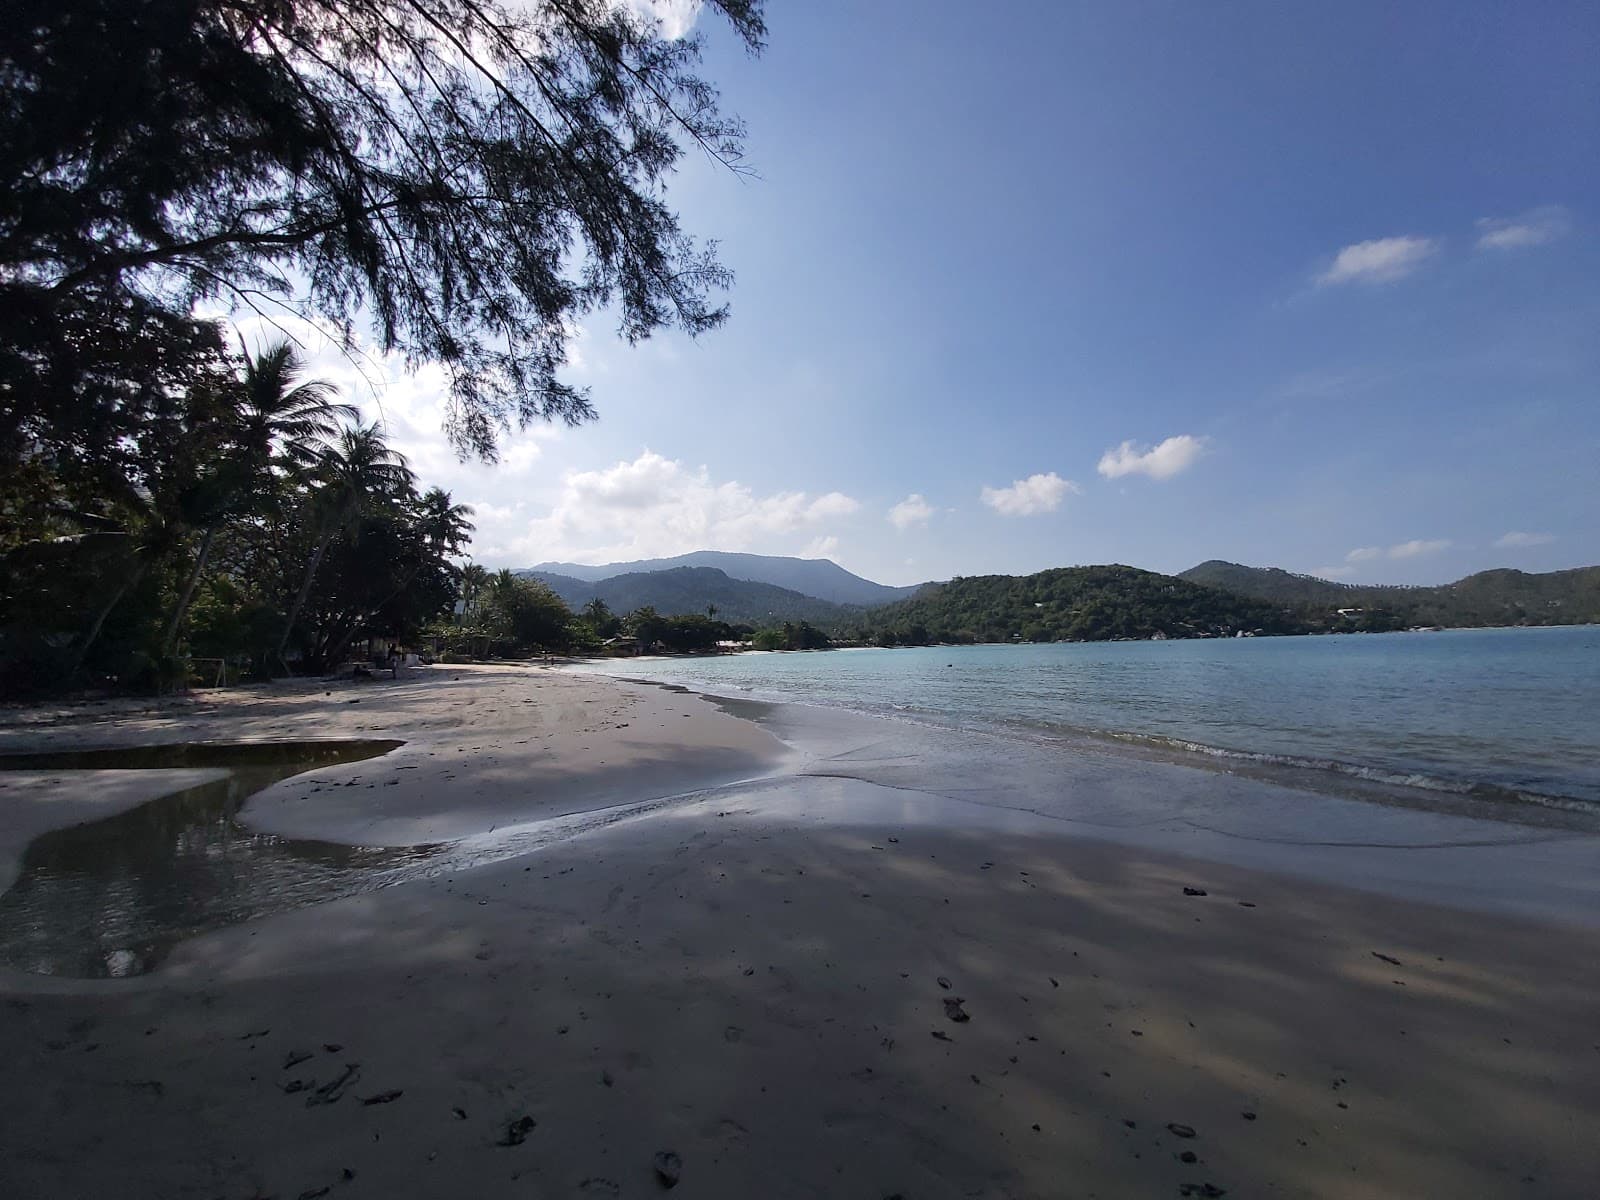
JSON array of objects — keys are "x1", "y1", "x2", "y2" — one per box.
[
  {"x1": 1096, "y1": 730, "x2": 1596, "y2": 814},
  {"x1": 577, "y1": 663, "x2": 1597, "y2": 818}
]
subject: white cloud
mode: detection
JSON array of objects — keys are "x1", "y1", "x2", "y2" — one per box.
[
  {"x1": 980, "y1": 473, "x2": 1079, "y2": 517},
  {"x1": 1494, "y1": 531, "x2": 1556, "y2": 549},
  {"x1": 1387, "y1": 538, "x2": 1451, "y2": 560},
  {"x1": 1342, "y1": 540, "x2": 1452, "y2": 567},
  {"x1": 1096, "y1": 434, "x2": 1209, "y2": 481},
  {"x1": 221, "y1": 308, "x2": 563, "y2": 484},
  {"x1": 803, "y1": 535, "x2": 840, "y2": 559},
  {"x1": 887, "y1": 493, "x2": 935, "y2": 530},
  {"x1": 1476, "y1": 206, "x2": 1571, "y2": 251},
  {"x1": 620, "y1": 0, "x2": 702, "y2": 38},
  {"x1": 1317, "y1": 235, "x2": 1437, "y2": 285},
  {"x1": 502, "y1": 450, "x2": 861, "y2": 564},
  {"x1": 806, "y1": 492, "x2": 861, "y2": 520}
]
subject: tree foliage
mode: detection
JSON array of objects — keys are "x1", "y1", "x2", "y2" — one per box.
[
  {"x1": 2, "y1": 0, "x2": 764, "y2": 460},
  {"x1": 751, "y1": 620, "x2": 830, "y2": 650},
  {"x1": 858, "y1": 566, "x2": 1309, "y2": 646},
  {"x1": 0, "y1": 341, "x2": 470, "y2": 692},
  {"x1": 1181, "y1": 561, "x2": 1600, "y2": 629}
]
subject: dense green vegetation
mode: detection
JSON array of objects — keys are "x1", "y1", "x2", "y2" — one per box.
[
  {"x1": 850, "y1": 560, "x2": 1600, "y2": 648},
  {"x1": 1, "y1": 345, "x2": 472, "y2": 693},
  {"x1": 449, "y1": 557, "x2": 1600, "y2": 662},
  {"x1": 567, "y1": 599, "x2": 830, "y2": 656},
  {"x1": 1, "y1": 0, "x2": 769, "y2": 693},
  {"x1": 854, "y1": 566, "x2": 1311, "y2": 645},
  {"x1": 751, "y1": 622, "x2": 833, "y2": 651},
  {"x1": 1181, "y1": 561, "x2": 1600, "y2": 628},
  {"x1": 441, "y1": 569, "x2": 573, "y2": 660}
]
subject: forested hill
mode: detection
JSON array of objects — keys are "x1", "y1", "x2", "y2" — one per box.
[
  {"x1": 857, "y1": 565, "x2": 1306, "y2": 644},
  {"x1": 1180, "y1": 561, "x2": 1600, "y2": 627},
  {"x1": 524, "y1": 566, "x2": 853, "y2": 626},
  {"x1": 525, "y1": 551, "x2": 921, "y2": 606}
]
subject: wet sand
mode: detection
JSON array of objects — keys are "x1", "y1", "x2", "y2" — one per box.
[
  {"x1": 1, "y1": 666, "x2": 1597, "y2": 1198},
  {"x1": 0, "y1": 664, "x2": 788, "y2": 845}
]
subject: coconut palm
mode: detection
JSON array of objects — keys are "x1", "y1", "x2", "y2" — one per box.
[
  {"x1": 161, "y1": 342, "x2": 356, "y2": 655},
  {"x1": 459, "y1": 563, "x2": 490, "y2": 623},
  {"x1": 275, "y1": 423, "x2": 414, "y2": 664},
  {"x1": 416, "y1": 487, "x2": 475, "y2": 555},
  {"x1": 235, "y1": 342, "x2": 359, "y2": 473}
]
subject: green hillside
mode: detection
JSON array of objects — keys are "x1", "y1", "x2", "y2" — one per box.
[
  {"x1": 856, "y1": 565, "x2": 1308, "y2": 644},
  {"x1": 1180, "y1": 561, "x2": 1600, "y2": 628},
  {"x1": 525, "y1": 551, "x2": 923, "y2": 605},
  {"x1": 523, "y1": 566, "x2": 853, "y2": 626}
]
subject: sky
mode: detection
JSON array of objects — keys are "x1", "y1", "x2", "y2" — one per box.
[{"x1": 241, "y1": 0, "x2": 1600, "y2": 587}]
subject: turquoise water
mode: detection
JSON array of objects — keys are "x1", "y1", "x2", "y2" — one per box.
[{"x1": 587, "y1": 627, "x2": 1600, "y2": 808}]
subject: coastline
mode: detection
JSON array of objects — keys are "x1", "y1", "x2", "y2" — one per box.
[
  {"x1": 576, "y1": 628, "x2": 1600, "y2": 820},
  {"x1": 2, "y1": 666, "x2": 1598, "y2": 1197}
]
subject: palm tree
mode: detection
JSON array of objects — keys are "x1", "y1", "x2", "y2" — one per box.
[
  {"x1": 275, "y1": 423, "x2": 414, "y2": 665},
  {"x1": 316, "y1": 487, "x2": 474, "y2": 667},
  {"x1": 459, "y1": 563, "x2": 489, "y2": 623},
  {"x1": 416, "y1": 487, "x2": 475, "y2": 555},
  {"x1": 234, "y1": 341, "x2": 358, "y2": 473},
  {"x1": 161, "y1": 342, "x2": 355, "y2": 655}
]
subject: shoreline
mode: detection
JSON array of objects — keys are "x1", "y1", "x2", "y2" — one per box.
[
  {"x1": 2, "y1": 667, "x2": 1598, "y2": 1196},
  {"x1": 611, "y1": 670, "x2": 1600, "y2": 830},
  {"x1": 573, "y1": 631, "x2": 1600, "y2": 825},
  {"x1": 572, "y1": 669, "x2": 1600, "y2": 929}
]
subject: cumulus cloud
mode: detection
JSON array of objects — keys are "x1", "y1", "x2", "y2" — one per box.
[
  {"x1": 1494, "y1": 530, "x2": 1556, "y2": 549},
  {"x1": 501, "y1": 450, "x2": 861, "y2": 564},
  {"x1": 1344, "y1": 546, "x2": 1383, "y2": 563},
  {"x1": 1317, "y1": 235, "x2": 1437, "y2": 285},
  {"x1": 980, "y1": 473, "x2": 1079, "y2": 517},
  {"x1": 887, "y1": 493, "x2": 935, "y2": 530},
  {"x1": 1387, "y1": 538, "x2": 1451, "y2": 560},
  {"x1": 803, "y1": 535, "x2": 840, "y2": 559},
  {"x1": 1476, "y1": 206, "x2": 1571, "y2": 251},
  {"x1": 806, "y1": 492, "x2": 861, "y2": 520},
  {"x1": 1096, "y1": 435, "x2": 1208, "y2": 481}
]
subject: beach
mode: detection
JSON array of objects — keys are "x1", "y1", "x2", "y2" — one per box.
[{"x1": 2, "y1": 664, "x2": 1597, "y2": 1198}]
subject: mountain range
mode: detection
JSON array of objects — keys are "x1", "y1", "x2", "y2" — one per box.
[
  {"x1": 523, "y1": 566, "x2": 855, "y2": 626},
  {"x1": 1178, "y1": 560, "x2": 1600, "y2": 628},
  {"x1": 515, "y1": 551, "x2": 1599, "y2": 634},
  {"x1": 523, "y1": 550, "x2": 922, "y2": 606}
]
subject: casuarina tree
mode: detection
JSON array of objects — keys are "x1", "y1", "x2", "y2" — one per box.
[{"x1": 1, "y1": 0, "x2": 765, "y2": 464}]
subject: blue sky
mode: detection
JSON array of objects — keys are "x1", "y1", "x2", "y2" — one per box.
[{"x1": 259, "y1": 0, "x2": 1600, "y2": 586}]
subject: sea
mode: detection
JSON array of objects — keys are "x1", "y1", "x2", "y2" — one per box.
[{"x1": 583, "y1": 626, "x2": 1600, "y2": 814}]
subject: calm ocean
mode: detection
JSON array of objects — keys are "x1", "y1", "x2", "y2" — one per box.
[{"x1": 585, "y1": 626, "x2": 1600, "y2": 810}]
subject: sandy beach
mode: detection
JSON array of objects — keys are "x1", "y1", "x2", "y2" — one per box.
[{"x1": 2, "y1": 664, "x2": 1597, "y2": 1198}]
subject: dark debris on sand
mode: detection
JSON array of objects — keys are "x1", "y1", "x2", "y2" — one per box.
[
  {"x1": 498, "y1": 1115, "x2": 537, "y2": 1146},
  {"x1": 653, "y1": 1149, "x2": 683, "y2": 1189}
]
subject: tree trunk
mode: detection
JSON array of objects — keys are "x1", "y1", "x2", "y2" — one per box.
[
  {"x1": 70, "y1": 557, "x2": 147, "y2": 679},
  {"x1": 275, "y1": 528, "x2": 331, "y2": 665},
  {"x1": 161, "y1": 524, "x2": 217, "y2": 656},
  {"x1": 323, "y1": 622, "x2": 364, "y2": 670}
]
